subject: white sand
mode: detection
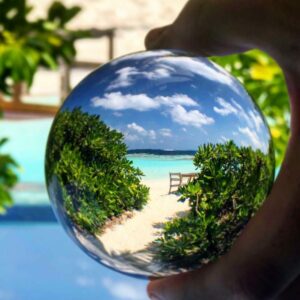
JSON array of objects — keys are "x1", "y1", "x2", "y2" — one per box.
[{"x1": 98, "y1": 178, "x2": 189, "y2": 254}]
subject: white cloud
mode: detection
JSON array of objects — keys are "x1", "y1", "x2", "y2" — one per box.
[
  {"x1": 144, "y1": 68, "x2": 172, "y2": 79},
  {"x1": 127, "y1": 125, "x2": 173, "y2": 141},
  {"x1": 109, "y1": 54, "x2": 242, "y2": 98},
  {"x1": 127, "y1": 122, "x2": 156, "y2": 140},
  {"x1": 127, "y1": 122, "x2": 146, "y2": 134},
  {"x1": 157, "y1": 94, "x2": 198, "y2": 107},
  {"x1": 91, "y1": 92, "x2": 198, "y2": 112},
  {"x1": 91, "y1": 92, "x2": 159, "y2": 111},
  {"x1": 159, "y1": 128, "x2": 172, "y2": 137},
  {"x1": 249, "y1": 110, "x2": 263, "y2": 131},
  {"x1": 108, "y1": 67, "x2": 138, "y2": 89},
  {"x1": 157, "y1": 56, "x2": 240, "y2": 93},
  {"x1": 101, "y1": 277, "x2": 146, "y2": 300},
  {"x1": 231, "y1": 99, "x2": 254, "y2": 127},
  {"x1": 107, "y1": 65, "x2": 174, "y2": 90},
  {"x1": 216, "y1": 99, "x2": 264, "y2": 134},
  {"x1": 213, "y1": 97, "x2": 238, "y2": 116},
  {"x1": 110, "y1": 50, "x2": 173, "y2": 66},
  {"x1": 238, "y1": 127, "x2": 261, "y2": 149},
  {"x1": 170, "y1": 105, "x2": 214, "y2": 128},
  {"x1": 92, "y1": 92, "x2": 215, "y2": 129}
]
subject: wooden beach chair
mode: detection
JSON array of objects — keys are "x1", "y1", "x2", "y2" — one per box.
[
  {"x1": 169, "y1": 172, "x2": 197, "y2": 194},
  {"x1": 169, "y1": 173, "x2": 182, "y2": 194}
]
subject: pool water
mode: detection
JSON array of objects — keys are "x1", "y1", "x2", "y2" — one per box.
[
  {"x1": 2, "y1": 118, "x2": 52, "y2": 184},
  {"x1": 1, "y1": 118, "x2": 149, "y2": 300},
  {"x1": 0, "y1": 222, "x2": 148, "y2": 300}
]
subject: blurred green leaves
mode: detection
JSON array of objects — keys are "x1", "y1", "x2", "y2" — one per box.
[
  {"x1": 212, "y1": 51, "x2": 290, "y2": 166},
  {"x1": 0, "y1": 0, "x2": 90, "y2": 94},
  {"x1": 0, "y1": 136, "x2": 18, "y2": 213}
]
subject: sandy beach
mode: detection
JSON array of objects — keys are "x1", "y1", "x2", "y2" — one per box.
[{"x1": 98, "y1": 178, "x2": 190, "y2": 255}]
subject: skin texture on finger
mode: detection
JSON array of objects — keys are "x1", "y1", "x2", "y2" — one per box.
[
  {"x1": 147, "y1": 258, "x2": 250, "y2": 300},
  {"x1": 144, "y1": 26, "x2": 176, "y2": 51},
  {"x1": 144, "y1": 0, "x2": 266, "y2": 56},
  {"x1": 145, "y1": 0, "x2": 300, "y2": 59},
  {"x1": 147, "y1": 264, "x2": 240, "y2": 300}
]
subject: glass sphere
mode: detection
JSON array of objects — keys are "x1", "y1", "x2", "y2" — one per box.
[{"x1": 45, "y1": 50, "x2": 274, "y2": 278}]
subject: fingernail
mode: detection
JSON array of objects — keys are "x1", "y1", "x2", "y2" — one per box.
[{"x1": 149, "y1": 293, "x2": 163, "y2": 300}]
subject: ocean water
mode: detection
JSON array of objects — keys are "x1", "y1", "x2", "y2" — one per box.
[{"x1": 128, "y1": 154, "x2": 195, "y2": 180}]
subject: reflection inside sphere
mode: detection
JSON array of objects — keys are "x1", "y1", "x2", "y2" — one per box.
[{"x1": 45, "y1": 50, "x2": 275, "y2": 278}]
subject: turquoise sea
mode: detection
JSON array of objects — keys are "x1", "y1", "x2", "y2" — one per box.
[{"x1": 129, "y1": 154, "x2": 195, "y2": 180}]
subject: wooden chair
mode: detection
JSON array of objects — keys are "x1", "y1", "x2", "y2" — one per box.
[
  {"x1": 169, "y1": 172, "x2": 197, "y2": 194},
  {"x1": 169, "y1": 173, "x2": 182, "y2": 194}
]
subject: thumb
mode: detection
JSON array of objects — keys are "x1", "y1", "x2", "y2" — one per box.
[
  {"x1": 147, "y1": 270, "x2": 204, "y2": 300},
  {"x1": 144, "y1": 25, "x2": 174, "y2": 50}
]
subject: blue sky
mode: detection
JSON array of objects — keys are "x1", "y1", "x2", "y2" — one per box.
[{"x1": 63, "y1": 50, "x2": 271, "y2": 153}]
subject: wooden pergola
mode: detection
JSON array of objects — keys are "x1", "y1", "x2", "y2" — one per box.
[{"x1": 0, "y1": 28, "x2": 115, "y2": 116}]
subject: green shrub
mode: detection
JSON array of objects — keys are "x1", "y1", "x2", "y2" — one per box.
[
  {"x1": 46, "y1": 107, "x2": 149, "y2": 233},
  {"x1": 154, "y1": 141, "x2": 274, "y2": 268},
  {"x1": 0, "y1": 137, "x2": 18, "y2": 213},
  {"x1": 0, "y1": 0, "x2": 90, "y2": 94}
]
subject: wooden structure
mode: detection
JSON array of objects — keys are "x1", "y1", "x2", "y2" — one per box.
[
  {"x1": 0, "y1": 28, "x2": 115, "y2": 116},
  {"x1": 169, "y1": 172, "x2": 197, "y2": 194}
]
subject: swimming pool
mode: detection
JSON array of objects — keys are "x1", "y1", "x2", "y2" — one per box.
[
  {"x1": 0, "y1": 222, "x2": 148, "y2": 300},
  {"x1": 1, "y1": 118, "x2": 149, "y2": 300}
]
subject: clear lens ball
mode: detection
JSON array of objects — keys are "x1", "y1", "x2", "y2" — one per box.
[{"x1": 45, "y1": 50, "x2": 274, "y2": 278}]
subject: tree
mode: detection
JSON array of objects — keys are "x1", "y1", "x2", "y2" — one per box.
[
  {"x1": 46, "y1": 107, "x2": 149, "y2": 233},
  {"x1": 154, "y1": 141, "x2": 274, "y2": 269},
  {"x1": 0, "y1": 0, "x2": 90, "y2": 94}
]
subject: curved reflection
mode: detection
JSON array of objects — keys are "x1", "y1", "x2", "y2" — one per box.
[{"x1": 45, "y1": 50, "x2": 275, "y2": 278}]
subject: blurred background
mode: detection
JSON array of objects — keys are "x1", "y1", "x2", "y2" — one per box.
[{"x1": 0, "y1": 0, "x2": 290, "y2": 299}]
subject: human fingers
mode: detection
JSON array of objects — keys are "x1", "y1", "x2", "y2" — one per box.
[
  {"x1": 147, "y1": 262, "x2": 235, "y2": 300},
  {"x1": 148, "y1": 270, "x2": 203, "y2": 300}
]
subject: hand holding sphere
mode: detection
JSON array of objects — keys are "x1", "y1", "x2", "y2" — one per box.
[{"x1": 45, "y1": 50, "x2": 274, "y2": 278}]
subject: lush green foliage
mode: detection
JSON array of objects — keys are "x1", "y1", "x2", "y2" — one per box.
[
  {"x1": 0, "y1": 135, "x2": 18, "y2": 213},
  {"x1": 46, "y1": 107, "x2": 149, "y2": 233},
  {"x1": 0, "y1": 0, "x2": 90, "y2": 93},
  {"x1": 212, "y1": 51, "x2": 289, "y2": 166},
  {"x1": 154, "y1": 141, "x2": 274, "y2": 268}
]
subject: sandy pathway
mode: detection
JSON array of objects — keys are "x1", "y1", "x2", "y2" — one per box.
[{"x1": 98, "y1": 178, "x2": 189, "y2": 254}]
